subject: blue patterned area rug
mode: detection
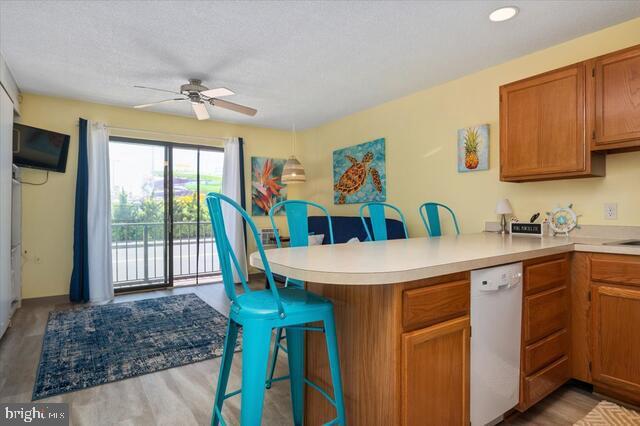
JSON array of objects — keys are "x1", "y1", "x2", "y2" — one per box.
[{"x1": 33, "y1": 293, "x2": 240, "y2": 400}]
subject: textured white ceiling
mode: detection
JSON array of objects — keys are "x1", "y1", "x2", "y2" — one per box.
[{"x1": 1, "y1": 1, "x2": 638, "y2": 129}]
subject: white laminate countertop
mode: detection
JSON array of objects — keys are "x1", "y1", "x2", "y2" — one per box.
[{"x1": 249, "y1": 232, "x2": 640, "y2": 285}]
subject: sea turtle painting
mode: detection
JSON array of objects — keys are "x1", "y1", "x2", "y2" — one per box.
[{"x1": 333, "y1": 138, "x2": 386, "y2": 205}]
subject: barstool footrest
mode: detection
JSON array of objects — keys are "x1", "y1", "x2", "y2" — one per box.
[
  {"x1": 304, "y1": 378, "x2": 337, "y2": 408},
  {"x1": 276, "y1": 342, "x2": 288, "y2": 354},
  {"x1": 287, "y1": 325, "x2": 325, "y2": 333},
  {"x1": 223, "y1": 388, "x2": 242, "y2": 399},
  {"x1": 233, "y1": 375, "x2": 292, "y2": 399},
  {"x1": 265, "y1": 375, "x2": 290, "y2": 387}
]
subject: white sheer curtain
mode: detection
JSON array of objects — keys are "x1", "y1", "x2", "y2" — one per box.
[
  {"x1": 221, "y1": 137, "x2": 248, "y2": 283},
  {"x1": 87, "y1": 121, "x2": 114, "y2": 302}
]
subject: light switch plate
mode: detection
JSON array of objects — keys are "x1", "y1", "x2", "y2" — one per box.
[{"x1": 604, "y1": 203, "x2": 618, "y2": 220}]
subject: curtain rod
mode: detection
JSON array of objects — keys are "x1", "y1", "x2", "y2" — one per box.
[
  {"x1": 105, "y1": 125, "x2": 228, "y2": 142},
  {"x1": 74, "y1": 122, "x2": 229, "y2": 143}
]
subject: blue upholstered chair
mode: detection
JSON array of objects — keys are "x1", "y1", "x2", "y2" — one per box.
[
  {"x1": 359, "y1": 202, "x2": 409, "y2": 241},
  {"x1": 206, "y1": 193, "x2": 345, "y2": 426},
  {"x1": 418, "y1": 202, "x2": 460, "y2": 237},
  {"x1": 266, "y1": 200, "x2": 335, "y2": 389}
]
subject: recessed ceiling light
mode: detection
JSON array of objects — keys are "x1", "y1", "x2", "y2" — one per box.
[{"x1": 489, "y1": 6, "x2": 519, "y2": 22}]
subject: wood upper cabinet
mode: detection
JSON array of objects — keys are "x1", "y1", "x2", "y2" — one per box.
[
  {"x1": 500, "y1": 63, "x2": 605, "y2": 182},
  {"x1": 590, "y1": 44, "x2": 640, "y2": 151},
  {"x1": 500, "y1": 44, "x2": 640, "y2": 180},
  {"x1": 591, "y1": 283, "x2": 640, "y2": 405},
  {"x1": 402, "y1": 316, "x2": 470, "y2": 426}
]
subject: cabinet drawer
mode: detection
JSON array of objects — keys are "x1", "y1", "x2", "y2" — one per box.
[
  {"x1": 522, "y1": 356, "x2": 570, "y2": 409},
  {"x1": 525, "y1": 257, "x2": 568, "y2": 295},
  {"x1": 524, "y1": 329, "x2": 568, "y2": 375},
  {"x1": 524, "y1": 286, "x2": 567, "y2": 344},
  {"x1": 591, "y1": 254, "x2": 640, "y2": 287},
  {"x1": 403, "y1": 280, "x2": 470, "y2": 331}
]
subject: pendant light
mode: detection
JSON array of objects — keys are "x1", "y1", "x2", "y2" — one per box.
[{"x1": 281, "y1": 124, "x2": 306, "y2": 184}]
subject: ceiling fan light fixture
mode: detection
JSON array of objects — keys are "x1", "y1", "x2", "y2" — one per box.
[
  {"x1": 489, "y1": 6, "x2": 519, "y2": 22},
  {"x1": 133, "y1": 79, "x2": 257, "y2": 117}
]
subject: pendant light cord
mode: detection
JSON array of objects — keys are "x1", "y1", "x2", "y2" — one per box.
[{"x1": 291, "y1": 124, "x2": 297, "y2": 156}]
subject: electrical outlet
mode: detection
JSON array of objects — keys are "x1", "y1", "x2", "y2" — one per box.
[{"x1": 604, "y1": 203, "x2": 618, "y2": 220}]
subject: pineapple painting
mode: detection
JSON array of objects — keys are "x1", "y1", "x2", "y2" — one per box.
[
  {"x1": 463, "y1": 127, "x2": 480, "y2": 169},
  {"x1": 457, "y1": 124, "x2": 489, "y2": 172}
]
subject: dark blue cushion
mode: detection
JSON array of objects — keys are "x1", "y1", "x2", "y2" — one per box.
[{"x1": 308, "y1": 215, "x2": 406, "y2": 244}]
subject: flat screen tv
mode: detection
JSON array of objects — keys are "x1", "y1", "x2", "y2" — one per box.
[{"x1": 12, "y1": 123, "x2": 70, "y2": 173}]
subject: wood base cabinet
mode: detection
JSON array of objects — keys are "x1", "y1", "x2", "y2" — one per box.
[
  {"x1": 572, "y1": 253, "x2": 640, "y2": 407},
  {"x1": 301, "y1": 252, "x2": 640, "y2": 424},
  {"x1": 518, "y1": 255, "x2": 570, "y2": 411},
  {"x1": 591, "y1": 283, "x2": 640, "y2": 405},
  {"x1": 305, "y1": 273, "x2": 470, "y2": 426},
  {"x1": 402, "y1": 316, "x2": 470, "y2": 426}
]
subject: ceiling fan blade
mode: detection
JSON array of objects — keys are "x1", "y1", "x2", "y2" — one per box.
[
  {"x1": 134, "y1": 85, "x2": 183, "y2": 95},
  {"x1": 192, "y1": 102, "x2": 210, "y2": 120},
  {"x1": 133, "y1": 98, "x2": 187, "y2": 109},
  {"x1": 200, "y1": 87, "x2": 235, "y2": 98},
  {"x1": 211, "y1": 98, "x2": 257, "y2": 116}
]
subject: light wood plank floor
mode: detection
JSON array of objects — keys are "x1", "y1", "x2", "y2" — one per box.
[
  {"x1": 0, "y1": 283, "x2": 607, "y2": 425},
  {"x1": 0, "y1": 283, "x2": 293, "y2": 425},
  {"x1": 504, "y1": 385, "x2": 602, "y2": 425}
]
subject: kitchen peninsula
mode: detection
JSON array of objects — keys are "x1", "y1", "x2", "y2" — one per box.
[{"x1": 250, "y1": 233, "x2": 640, "y2": 425}]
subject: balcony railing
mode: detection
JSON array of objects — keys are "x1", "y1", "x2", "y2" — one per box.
[{"x1": 112, "y1": 221, "x2": 220, "y2": 288}]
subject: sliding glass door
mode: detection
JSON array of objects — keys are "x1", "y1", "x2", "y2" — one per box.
[
  {"x1": 170, "y1": 147, "x2": 224, "y2": 286},
  {"x1": 110, "y1": 140, "x2": 168, "y2": 290},
  {"x1": 109, "y1": 137, "x2": 223, "y2": 291}
]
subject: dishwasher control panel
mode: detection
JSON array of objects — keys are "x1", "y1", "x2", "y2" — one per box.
[{"x1": 479, "y1": 269, "x2": 522, "y2": 291}]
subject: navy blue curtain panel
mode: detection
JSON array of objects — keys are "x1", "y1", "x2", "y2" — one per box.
[
  {"x1": 238, "y1": 137, "x2": 248, "y2": 247},
  {"x1": 69, "y1": 118, "x2": 90, "y2": 302}
]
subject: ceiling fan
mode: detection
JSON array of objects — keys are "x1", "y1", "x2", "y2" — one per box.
[{"x1": 133, "y1": 79, "x2": 257, "y2": 120}]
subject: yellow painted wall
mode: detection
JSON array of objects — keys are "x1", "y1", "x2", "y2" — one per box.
[
  {"x1": 300, "y1": 18, "x2": 640, "y2": 238},
  {"x1": 17, "y1": 18, "x2": 640, "y2": 298},
  {"x1": 17, "y1": 93, "x2": 300, "y2": 298}
]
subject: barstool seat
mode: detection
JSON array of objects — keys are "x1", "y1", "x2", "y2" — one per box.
[{"x1": 232, "y1": 287, "x2": 331, "y2": 319}]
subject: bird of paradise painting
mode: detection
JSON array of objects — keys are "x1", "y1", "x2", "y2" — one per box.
[{"x1": 251, "y1": 157, "x2": 287, "y2": 215}]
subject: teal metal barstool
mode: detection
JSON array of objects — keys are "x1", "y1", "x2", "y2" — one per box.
[
  {"x1": 266, "y1": 200, "x2": 335, "y2": 389},
  {"x1": 418, "y1": 202, "x2": 460, "y2": 237},
  {"x1": 358, "y1": 202, "x2": 409, "y2": 241},
  {"x1": 207, "y1": 193, "x2": 346, "y2": 426}
]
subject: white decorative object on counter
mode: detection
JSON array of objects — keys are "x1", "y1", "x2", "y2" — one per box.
[{"x1": 547, "y1": 203, "x2": 581, "y2": 236}]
